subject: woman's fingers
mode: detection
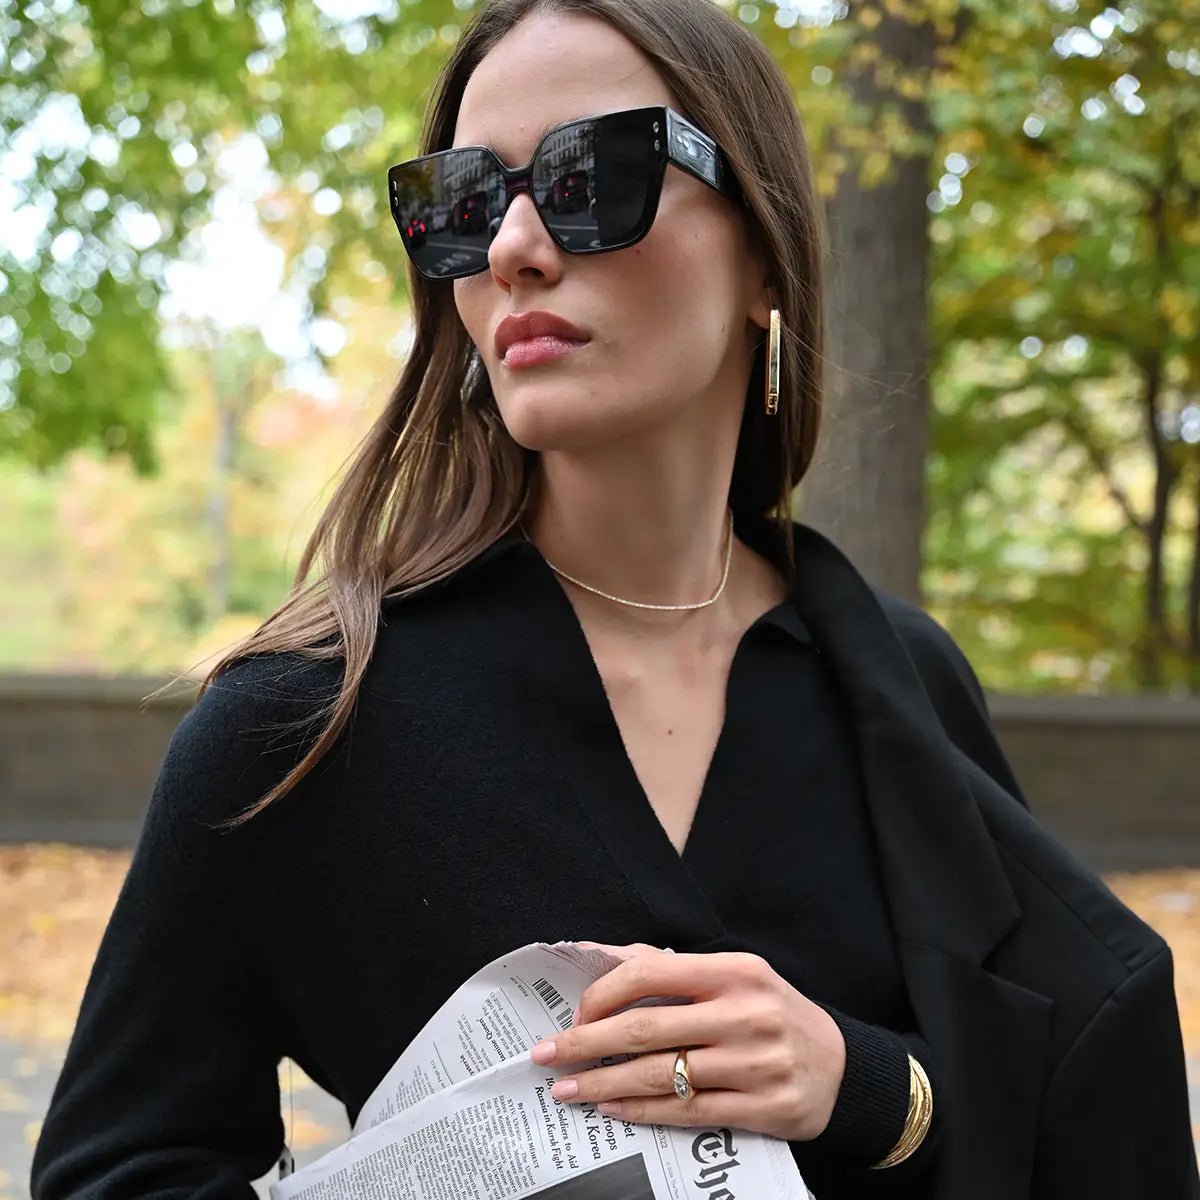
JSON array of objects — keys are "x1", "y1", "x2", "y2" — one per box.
[
  {"x1": 550, "y1": 1047, "x2": 681, "y2": 1102},
  {"x1": 535, "y1": 999, "x2": 729, "y2": 1065},
  {"x1": 593, "y1": 1089, "x2": 760, "y2": 1130},
  {"x1": 549, "y1": 1044, "x2": 769, "y2": 1103},
  {"x1": 577, "y1": 951, "x2": 767, "y2": 1024}
]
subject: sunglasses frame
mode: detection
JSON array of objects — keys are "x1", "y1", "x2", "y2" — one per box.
[{"x1": 387, "y1": 105, "x2": 746, "y2": 281}]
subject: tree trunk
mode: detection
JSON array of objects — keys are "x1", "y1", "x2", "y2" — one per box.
[
  {"x1": 1186, "y1": 459, "x2": 1200, "y2": 687},
  {"x1": 1139, "y1": 353, "x2": 1175, "y2": 688},
  {"x1": 797, "y1": 5, "x2": 938, "y2": 604},
  {"x1": 207, "y1": 398, "x2": 237, "y2": 619},
  {"x1": 1137, "y1": 150, "x2": 1181, "y2": 689}
]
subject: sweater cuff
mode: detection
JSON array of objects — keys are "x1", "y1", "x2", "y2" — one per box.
[{"x1": 812, "y1": 1009, "x2": 912, "y2": 1165}]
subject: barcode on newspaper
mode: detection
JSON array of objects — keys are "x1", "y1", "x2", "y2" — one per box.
[{"x1": 532, "y1": 977, "x2": 573, "y2": 1029}]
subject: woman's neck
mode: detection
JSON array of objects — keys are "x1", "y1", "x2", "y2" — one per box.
[
  {"x1": 524, "y1": 455, "x2": 788, "y2": 637},
  {"x1": 527, "y1": 467, "x2": 732, "y2": 615}
]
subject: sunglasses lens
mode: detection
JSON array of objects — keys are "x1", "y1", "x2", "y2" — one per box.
[
  {"x1": 531, "y1": 109, "x2": 660, "y2": 256},
  {"x1": 389, "y1": 110, "x2": 662, "y2": 280},
  {"x1": 390, "y1": 148, "x2": 505, "y2": 280}
]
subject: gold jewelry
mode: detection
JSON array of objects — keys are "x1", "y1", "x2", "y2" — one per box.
[
  {"x1": 870, "y1": 1054, "x2": 933, "y2": 1170},
  {"x1": 535, "y1": 510, "x2": 734, "y2": 613},
  {"x1": 672, "y1": 1048, "x2": 695, "y2": 1100},
  {"x1": 765, "y1": 308, "x2": 781, "y2": 416}
]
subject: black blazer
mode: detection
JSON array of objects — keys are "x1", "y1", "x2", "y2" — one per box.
[{"x1": 787, "y1": 523, "x2": 1198, "y2": 1198}]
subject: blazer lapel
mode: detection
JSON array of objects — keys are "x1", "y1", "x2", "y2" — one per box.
[
  {"x1": 786, "y1": 523, "x2": 1018, "y2": 957},
  {"x1": 903, "y1": 944, "x2": 1052, "y2": 1196},
  {"x1": 786, "y1": 523, "x2": 1052, "y2": 1197}
]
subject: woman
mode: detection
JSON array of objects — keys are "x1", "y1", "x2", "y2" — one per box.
[{"x1": 31, "y1": 1, "x2": 1198, "y2": 1197}]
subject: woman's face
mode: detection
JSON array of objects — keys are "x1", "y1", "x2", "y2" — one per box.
[{"x1": 452, "y1": 10, "x2": 770, "y2": 454}]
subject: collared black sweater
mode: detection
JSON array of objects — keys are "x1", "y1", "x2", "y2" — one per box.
[{"x1": 31, "y1": 523, "x2": 991, "y2": 1199}]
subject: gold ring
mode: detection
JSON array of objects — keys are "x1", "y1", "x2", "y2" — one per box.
[{"x1": 672, "y1": 1048, "x2": 694, "y2": 1101}]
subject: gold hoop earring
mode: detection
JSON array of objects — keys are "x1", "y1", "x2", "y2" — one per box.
[{"x1": 765, "y1": 309, "x2": 781, "y2": 416}]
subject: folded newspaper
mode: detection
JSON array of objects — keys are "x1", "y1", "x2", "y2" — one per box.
[{"x1": 271, "y1": 941, "x2": 813, "y2": 1200}]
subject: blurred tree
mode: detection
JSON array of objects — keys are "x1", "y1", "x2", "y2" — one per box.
[
  {"x1": 36, "y1": 328, "x2": 375, "y2": 675},
  {"x1": 780, "y1": 1, "x2": 944, "y2": 603},
  {"x1": 5, "y1": 0, "x2": 1200, "y2": 690},
  {"x1": 750, "y1": 0, "x2": 1200, "y2": 685},
  {"x1": 188, "y1": 323, "x2": 282, "y2": 619},
  {"x1": 755, "y1": 0, "x2": 1200, "y2": 640},
  {"x1": 0, "y1": 0, "x2": 453, "y2": 467},
  {"x1": 917, "y1": 0, "x2": 1200, "y2": 691}
]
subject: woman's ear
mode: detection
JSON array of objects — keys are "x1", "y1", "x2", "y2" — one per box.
[
  {"x1": 745, "y1": 269, "x2": 774, "y2": 339},
  {"x1": 738, "y1": 206, "x2": 774, "y2": 332},
  {"x1": 745, "y1": 228, "x2": 773, "y2": 332},
  {"x1": 749, "y1": 280, "x2": 773, "y2": 332}
]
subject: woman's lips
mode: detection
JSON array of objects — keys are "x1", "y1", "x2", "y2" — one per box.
[{"x1": 502, "y1": 336, "x2": 587, "y2": 368}]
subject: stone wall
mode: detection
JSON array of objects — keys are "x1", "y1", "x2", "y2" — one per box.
[
  {"x1": 986, "y1": 693, "x2": 1200, "y2": 871},
  {"x1": 0, "y1": 674, "x2": 194, "y2": 847},
  {"x1": 2, "y1": 674, "x2": 1198, "y2": 871}
]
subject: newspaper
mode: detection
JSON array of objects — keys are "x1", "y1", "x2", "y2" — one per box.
[{"x1": 271, "y1": 942, "x2": 813, "y2": 1200}]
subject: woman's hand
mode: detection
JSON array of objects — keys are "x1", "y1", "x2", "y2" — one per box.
[{"x1": 529, "y1": 943, "x2": 846, "y2": 1142}]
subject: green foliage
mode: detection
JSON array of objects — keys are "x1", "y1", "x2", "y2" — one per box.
[
  {"x1": 916, "y1": 0, "x2": 1200, "y2": 691},
  {"x1": 751, "y1": 0, "x2": 1200, "y2": 690},
  {"x1": 0, "y1": 320, "x2": 378, "y2": 674},
  {"x1": 1, "y1": 0, "x2": 459, "y2": 466},
  {"x1": 0, "y1": 464, "x2": 64, "y2": 667},
  {"x1": 2, "y1": 0, "x2": 237, "y2": 465}
]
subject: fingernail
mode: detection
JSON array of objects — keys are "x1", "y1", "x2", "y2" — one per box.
[
  {"x1": 597, "y1": 1101, "x2": 622, "y2": 1116},
  {"x1": 531, "y1": 1041, "x2": 557, "y2": 1065},
  {"x1": 551, "y1": 1078, "x2": 579, "y2": 1101}
]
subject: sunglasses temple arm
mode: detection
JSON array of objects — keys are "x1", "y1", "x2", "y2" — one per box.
[{"x1": 664, "y1": 110, "x2": 746, "y2": 207}]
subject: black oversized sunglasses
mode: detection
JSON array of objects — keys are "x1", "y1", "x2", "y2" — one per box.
[{"x1": 386, "y1": 105, "x2": 745, "y2": 281}]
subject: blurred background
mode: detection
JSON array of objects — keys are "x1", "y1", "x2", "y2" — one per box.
[{"x1": 2, "y1": 0, "x2": 1199, "y2": 1193}]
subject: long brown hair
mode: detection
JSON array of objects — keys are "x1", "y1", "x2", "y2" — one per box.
[{"x1": 204, "y1": 0, "x2": 826, "y2": 821}]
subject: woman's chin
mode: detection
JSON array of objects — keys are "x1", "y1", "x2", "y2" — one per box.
[{"x1": 495, "y1": 393, "x2": 642, "y2": 454}]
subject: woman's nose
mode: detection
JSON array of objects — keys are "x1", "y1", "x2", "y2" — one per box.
[{"x1": 487, "y1": 190, "x2": 563, "y2": 284}]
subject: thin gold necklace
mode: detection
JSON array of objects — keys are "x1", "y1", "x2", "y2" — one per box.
[{"x1": 531, "y1": 510, "x2": 735, "y2": 612}]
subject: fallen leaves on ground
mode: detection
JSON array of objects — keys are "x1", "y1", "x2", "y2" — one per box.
[
  {"x1": 0, "y1": 845, "x2": 128, "y2": 1044},
  {"x1": 1105, "y1": 869, "x2": 1200, "y2": 1053}
]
